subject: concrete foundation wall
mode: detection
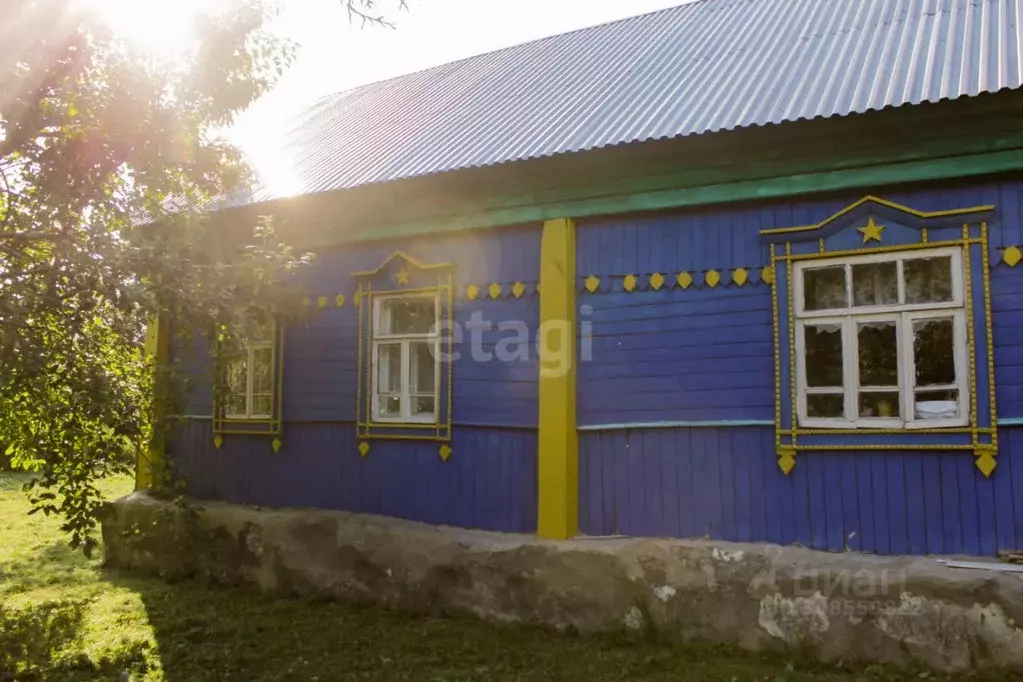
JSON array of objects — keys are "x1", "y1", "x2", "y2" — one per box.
[{"x1": 102, "y1": 492, "x2": 1023, "y2": 673}]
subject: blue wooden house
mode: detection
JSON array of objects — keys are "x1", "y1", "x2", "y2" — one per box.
[{"x1": 145, "y1": 0, "x2": 1023, "y2": 557}]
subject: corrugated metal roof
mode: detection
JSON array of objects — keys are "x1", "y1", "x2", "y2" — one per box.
[{"x1": 243, "y1": 0, "x2": 1023, "y2": 204}]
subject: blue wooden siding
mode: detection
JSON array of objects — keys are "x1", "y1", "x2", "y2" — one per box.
[
  {"x1": 576, "y1": 178, "x2": 1023, "y2": 555},
  {"x1": 579, "y1": 425, "x2": 1023, "y2": 556},
  {"x1": 169, "y1": 224, "x2": 541, "y2": 532},
  {"x1": 173, "y1": 419, "x2": 537, "y2": 532}
]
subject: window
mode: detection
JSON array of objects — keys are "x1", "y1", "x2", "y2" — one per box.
[
  {"x1": 372, "y1": 293, "x2": 440, "y2": 423},
  {"x1": 794, "y1": 247, "x2": 968, "y2": 429},
  {"x1": 223, "y1": 324, "x2": 275, "y2": 420}
]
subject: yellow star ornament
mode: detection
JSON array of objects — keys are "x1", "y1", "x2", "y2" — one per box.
[
  {"x1": 857, "y1": 217, "x2": 885, "y2": 244},
  {"x1": 395, "y1": 268, "x2": 411, "y2": 285}
]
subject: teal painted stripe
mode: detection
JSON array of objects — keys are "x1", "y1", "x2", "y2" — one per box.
[
  {"x1": 580, "y1": 418, "x2": 1023, "y2": 432},
  {"x1": 172, "y1": 415, "x2": 536, "y2": 430},
  {"x1": 577, "y1": 420, "x2": 773, "y2": 432},
  {"x1": 179, "y1": 415, "x2": 1023, "y2": 429}
]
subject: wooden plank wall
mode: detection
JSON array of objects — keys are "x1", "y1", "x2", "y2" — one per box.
[
  {"x1": 579, "y1": 426, "x2": 1023, "y2": 555},
  {"x1": 169, "y1": 224, "x2": 542, "y2": 532},
  {"x1": 174, "y1": 420, "x2": 537, "y2": 532},
  {"x1": 576, "y1": 177, "x2": 1023, "y2": 555}
]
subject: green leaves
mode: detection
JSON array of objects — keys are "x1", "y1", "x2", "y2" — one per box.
[{"x1": 0, "y1": 0, "x2": 311, "y2": 552}]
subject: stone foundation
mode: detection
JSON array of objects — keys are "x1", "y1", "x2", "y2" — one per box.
[{"x1": 102, "y1": 492, "x2": 1023, "y2": 672}]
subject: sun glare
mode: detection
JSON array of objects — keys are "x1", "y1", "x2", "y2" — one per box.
[{"x1": 85, "y1": 0, "x2": 220, "y2": 54}]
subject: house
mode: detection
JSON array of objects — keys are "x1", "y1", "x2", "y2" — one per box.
[{"x1": 144, "y1": 0, "x2": 1023, "y2": 557}]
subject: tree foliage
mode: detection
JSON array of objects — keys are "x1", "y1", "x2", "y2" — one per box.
[{"x1": 0, "y1": 0, "x2": 404, "y2": 554}]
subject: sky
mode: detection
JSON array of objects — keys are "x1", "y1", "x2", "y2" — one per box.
[{"x1": 228, "y1": 0, "x2": 687, "y2": 170}]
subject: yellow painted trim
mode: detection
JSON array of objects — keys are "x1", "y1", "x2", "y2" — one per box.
[
  {"x1": 759, "y1": 196, "x2": 995, "y2": 236},
  {"x1": 780, "y1": 239, "x2": 983, "y2": 262},
  {"x1": 356, "y1": 433, "x2": 451, "y2": 442},
  {"x1": 537, "y1": 217, "x2": 578, "y2": 540},
  {"x1": 355, "y1": 269, "x2": 454, "y2": 444},
  {"x1": 786, "y1": 243, "x2": 797, "y2": 469},
  {"x1": 790, "y1": 444, "x2": 985, "y2": 452},
  {"x1": 964, "y1": 224, "x2": 979, "y2": 458},
  {"x1": 351, "y1": 250, "x2": 453, "y2": 277},
  {"x1": 212, "y1": 429, "x2": 283, "y2": 437},
  {"x1": 981, "y1": 221, "x2": 999, "y2": 476},
  {"x1": 137, "y1": 311, "x2": 170, "y2": 491},
  {"x1": 770, "y1": 244, "x2": 784, "y2": 471},
  {"x1": 361, "y1": 421, "x2": 442, "y2": 429},
  {"x1": 772, "y1": 223, "x2": 1000, "y2": 470},
  {"x1": 786, "y1": 427, "x2": 990, "y2": 435}
]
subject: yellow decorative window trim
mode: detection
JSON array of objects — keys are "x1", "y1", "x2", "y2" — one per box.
[
  {"x1": 765, "y1": 197, "x2": 998, "y2": 477},
  {"x1": 355, "y1": 251, "x2": 454, "y2": 443},
  {"x1": 212, "y1": 316, "x2": 285, "y2": 446}
]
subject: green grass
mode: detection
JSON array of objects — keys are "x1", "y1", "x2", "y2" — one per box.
[{"x1": 1, "y1": 470, "x2": 1019, "y2": 682}]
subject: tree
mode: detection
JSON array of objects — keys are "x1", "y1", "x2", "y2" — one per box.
[{"x1": 0, "y1": 0, "x2": 403, "y2": 554}]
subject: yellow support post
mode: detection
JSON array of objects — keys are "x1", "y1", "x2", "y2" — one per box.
[
  {"x1": 537, "y1": 218, "x2": 578, "y2": 539},
  {"x1": 137, "y1": 311, "x2": 170, "y2": 491}
]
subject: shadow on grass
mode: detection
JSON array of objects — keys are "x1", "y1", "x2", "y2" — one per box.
[{"x1": 100, "y1": 567, "x2": 1023, "y2": 682}]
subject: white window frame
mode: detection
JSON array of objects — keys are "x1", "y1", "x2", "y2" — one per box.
[
  {"x1": 224, "y1": 338, "x2": 275, "y2": 420},
  {"x1": 371, "y1": 292, "x2": 440, "y2": 424},
  {"x1": 793, "y1": 246, "x2": 969, "y2": 430}
]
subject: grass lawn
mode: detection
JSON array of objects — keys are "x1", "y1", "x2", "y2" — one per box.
[{"x1": 1, "y1": 471, "x2": 1020, "y2": 682}]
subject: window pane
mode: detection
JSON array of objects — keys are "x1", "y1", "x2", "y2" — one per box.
[
  {"x1": 904, "y1": 256, "x2": 952, "y2": 304},
  {"x1": 804, "y1": 324, "x2": 843, "y2": 387},
  {"x1": 376, "y1": 343, "x2": 401, "y2": 393},
  {"x1": 413, "y1": 395, "x2": 436, "y2": 417},
  {"x1": 251, "y1": 395, "x2": 272, "y2": 416},
  {"x1": 807, "y1": 394, "x2": 844, "y2": 419},
  {"x1": 852, "y1": 261, "x2": 898, "y2": 307},
  {"x1": 226, "y1": 394, "x2": 246, "y2": 416},
  {"x1": 377, "y1": 395, "x2": 401, "y2": 417},
  {"x1": 858, "y1": 321, "x2": 898, "y2": 386},
  {"x1": 858, "y1": 391, "x2": 900, "y2": 418},
  {"x1": 803, "y1": 266, "x2": 847, "y2": 311},
  {"x1": 410, "y1": 341, "x2": 435, "y2": 394},
  {"x1": 252, "y1": 347, "x2": 273, "y2": 393},
  {"x1": 227, "y1": 359, "x2": 247, "y2": 394},
  {"x1": 380, "y1": 298, "x2": 435, "y2": 334},
  {"x1": 915, "y1": 390, "x2": 959, "y2": 420},
  {"x1": 913, "y1": 318, "x2": 955, "y2": 387}
]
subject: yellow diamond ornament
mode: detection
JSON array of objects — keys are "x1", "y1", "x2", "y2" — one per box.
[
  {"x1": 623, "y1": 274, "x2": 638, "y2": 292},
  {"x1": 512, "y1": 282, "x2": 526, "y2": 298},
  {"x1": 732, "y1": 268, "x2": 749, "y2": 287},
  {"x1": 649, "y1": 272, "x2": 665, "y2": 291},
  {"x1": 358, "y1": 442, "x2": 370, "y2": 458},
  {"x1": 1004, "y1": 246, "x2": 1022, "y2": 267},
  {"x1": 677, "y1": 271, "x2": 693, "y2": 289},
  {"x1": 976, "y1": 452, "x2": 997, "y2": 477},
  {"x1": 585, "y1": 275, "x2": 601, "y2": 293},
  {"x1": 439, "y1": 444, "x2": 452, "y2": 462},
  {"x1": 705, "y1": 270, "x2": 721, "y2": 288}
]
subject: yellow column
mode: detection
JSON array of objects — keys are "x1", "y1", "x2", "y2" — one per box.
[
  {"x1": 137, "y1": 311, "x2": 170, "y2": 491},
  {"x1": 537, "y1": 218, "x2": 578, "y2": 539}
]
